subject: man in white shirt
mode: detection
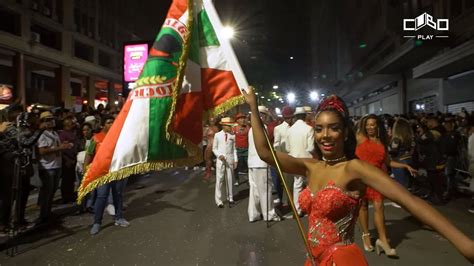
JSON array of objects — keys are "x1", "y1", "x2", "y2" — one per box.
[
  {"x1": 286, "y1": 107, "x2": 315, "y2": 216},
  {"x1": 468, "y1": 123, "x2": 474, "y2": 213},
  {"x1": 212, "y1": 117, "x2": 238, "y2": 207},
  {"x1": 247, "y1": 121, "x2": 281, "y2": 222},
  {"x1": 36, "y1": 111, "x2": 73, "y2": 224},
  {"x1": 272, "y1": 106, "x2": 294, "y2": 205}
]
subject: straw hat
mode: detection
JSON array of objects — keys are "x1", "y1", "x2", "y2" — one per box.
[
  {"x1": 84, "y1": 115, "x2": 96, "y2": 124},
  {"x1": 220, "y1": 117, "x2": 236, "y2": 126},
  {"x1": 39, "y1": 111, "x2": 54, "y2": 121},
  {"x1": 293, "y1": 107, "x2": 306, "y2": 115},
  {"x1": 258, "y1": 105, "x2": 270, "y2": 115},
  {"x1": 303, "y1": 106, "x2": 312, "y2": 113}
]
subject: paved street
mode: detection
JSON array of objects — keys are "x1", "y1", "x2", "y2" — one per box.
[{"x1": 1, "y1": 168, "x2": 473, "y2": 266}]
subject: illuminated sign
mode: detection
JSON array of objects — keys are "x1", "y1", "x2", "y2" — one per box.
[{"x1": 124, "y1": 43, "x2": 148, "y2": 82}]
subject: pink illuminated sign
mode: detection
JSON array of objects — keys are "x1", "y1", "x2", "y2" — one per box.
[{"x1": 124, "y1": 43, "x2": 149, "y2": 82}]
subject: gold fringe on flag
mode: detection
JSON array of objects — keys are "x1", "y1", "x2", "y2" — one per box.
[
  {"x1": 207, "y1": 95, "x2": 245, "y2": 117},
  {"x1": 77, "y1": 150, "x2": 202, "y2": 204},
  {"x1": 165, "y1": 0, "x2": 194, "y2": 147}
]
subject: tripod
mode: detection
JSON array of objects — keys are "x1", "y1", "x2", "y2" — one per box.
[
  {"x1": 6, "y1": 153, "x2": 26, "y2": 257},
  {"x1": 4, "y1": 114, "x2": 38, "y2": 257}
]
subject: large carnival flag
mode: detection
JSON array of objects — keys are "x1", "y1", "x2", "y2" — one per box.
[{"x1": 77, "y1": 0, "x2": 247, "y2": 202}]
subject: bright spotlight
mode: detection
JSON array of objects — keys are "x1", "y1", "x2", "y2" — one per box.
[
  {"x1": 287, "y1": 92, "x2": 295, "y2": 103},
  {"x1": 222, "y1": 26, "x2": 234, "y2": 39},
  {"x1": 310, "y1": 91, "x2": 319, "y2": 101},
  {"x1": 273, "y1": 85, "x2": 279, "y2": 89}
]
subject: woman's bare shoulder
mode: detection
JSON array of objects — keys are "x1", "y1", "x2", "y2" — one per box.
[
  {"x1": 355, "y1": 133, "x2": 366, "y2": 144},
  {"x1": 345, "y1": 159, "x2": 367, "y2": 174}
]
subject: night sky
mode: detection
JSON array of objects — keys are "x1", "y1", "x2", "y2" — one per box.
[{"x1": 128, "y1": 0, "x2": 312, "y2": 99}]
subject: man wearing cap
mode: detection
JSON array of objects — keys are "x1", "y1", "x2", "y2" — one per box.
[
  {"x1": 286, "y1": 106, "x2": 315, "y2": 216},
  {"x1": 272, "y1": 106, "x2": 294, "y2": 206},
  {"x1": 232, "y1": 113, "x2": 249, "y2": 186},
  {"x1": 36, "y1": 111, "x2": 73, "y2": 225},
  {"x1": 212, "y1": 117, "x2": 238, "y2": 207}
]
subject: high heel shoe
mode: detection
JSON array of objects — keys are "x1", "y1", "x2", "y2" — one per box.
[
  {"x1": 361, "y1": 233, "x2": 374, "y2": 252},
  {"x1": 375, "y1": 239, "x2": 398, "y2": 258}
]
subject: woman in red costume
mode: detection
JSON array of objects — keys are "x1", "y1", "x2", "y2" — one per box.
[
  {"x1": 243, "y1": 87, "x2": 474, "y2": 265},
  {"x1": 356, "y1": 114, "x2": 417, "y2": 257}
]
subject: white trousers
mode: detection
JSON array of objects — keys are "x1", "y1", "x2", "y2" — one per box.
[
  {"x1": 293, "y1": 175, "x2": 304, "y2": 214},
  {"x1": 215, "y1": 160, "x2": 234, "y2": 205},
  {"x1": 248, "y1": 168, "x2": 278, "y2": 221},
  {"x1": 469, "y1": 163, "x2": 474, "y2": 192}
]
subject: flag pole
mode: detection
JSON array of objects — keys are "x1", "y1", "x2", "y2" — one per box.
[{"x1": 260, "y1": 121, "x2": 315, "y2": 265}]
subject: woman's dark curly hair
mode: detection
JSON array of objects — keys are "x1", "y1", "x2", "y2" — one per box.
[{"x1": 314, "y1": 95, "x2": 357, "y2": 160}]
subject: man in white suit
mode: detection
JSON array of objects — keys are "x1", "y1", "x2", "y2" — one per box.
[
  {"x1": 212, "y1": 117, "x2": 238, "y2": 208},
  {"x1": 286, "y1": 107, "x2": 315, "y2": 216},
  {"x1": 247, "y1": 114, "x2": 281, "y2": 222},
  {"x1": 272, "y1": 106, "x2": 294, "y2": 206}
]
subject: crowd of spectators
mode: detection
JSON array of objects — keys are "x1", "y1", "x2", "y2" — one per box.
[{"x1": 0, "y1": 102, "x2": 121, "y2": 235}]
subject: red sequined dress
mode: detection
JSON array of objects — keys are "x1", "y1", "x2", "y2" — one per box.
[
  {"x1": 355, "y1": 138, "x2": 386, "y2": 202},
  {"x1": 299, "y1": 180, "x2": 368, "y2": 266}
]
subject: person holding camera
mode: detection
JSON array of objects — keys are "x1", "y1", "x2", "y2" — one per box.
[
  {"x1": 0, "y1": 104, "x2": 40, "y2": 233},
  {"x1": 35, "y1": 111, "x2": 73, "y2": 225}
]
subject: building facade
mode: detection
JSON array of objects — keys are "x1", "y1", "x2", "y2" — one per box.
[
  {"x1": 0, "y1": 0, "x2": 146, "y2": 110},
  {"x1": 310, "y1": 0, "x2": 474, "y2": 115}
]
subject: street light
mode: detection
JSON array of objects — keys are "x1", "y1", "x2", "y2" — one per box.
[
  {"x1": 310, "y1": 91, "x2": 319, "y2": 101},
  {"x1": 273, "y1": 85, "x2": 279, "y2": 89},
  {"x1": 287, "y1": 92, "x2": 295, "y2": 103},
  {"x1": 222, "y1": 26, "x2": 234, "y2": 39},
  {"x1": 275, "y1": 107, "x2": 281, "y2": 115}
]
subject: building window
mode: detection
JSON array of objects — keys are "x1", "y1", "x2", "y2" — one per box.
[
  {"x1": 30, "y1": 24, "x2": 62, "y2": 50},
  {"x1": 98, "y1": 50, "x2": 112, "y2": 69},
  {"x1": 74, "y1": 41, "x2": 93, "y2": 62},
  {"x1": 0, "y1": 8, "x2": 21, "y2": 36}
]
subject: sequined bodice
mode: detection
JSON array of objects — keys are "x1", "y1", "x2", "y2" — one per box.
[{"x1": 299, "y1": 181, "x2": 362, "y2": 261}]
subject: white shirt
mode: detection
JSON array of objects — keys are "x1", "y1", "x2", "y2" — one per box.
[
  {"x1": 273, "y1": 121, "x2": 290, "y2": 153},
  {"x1": 37, "y1": 129, "x2": 62, "y2": 169},
  {"x1": 468, "y1": 133, "x2": 474, "y2": 164},
  {"x1": 248, "y1": 127, "x2": 267, "y2": 168},
  {"x1": 212, "y1": 130, "x2": 238, "y2": 163},
  {"x1": 286, "y1": 119, "x2": 314, "y2": 159}
]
